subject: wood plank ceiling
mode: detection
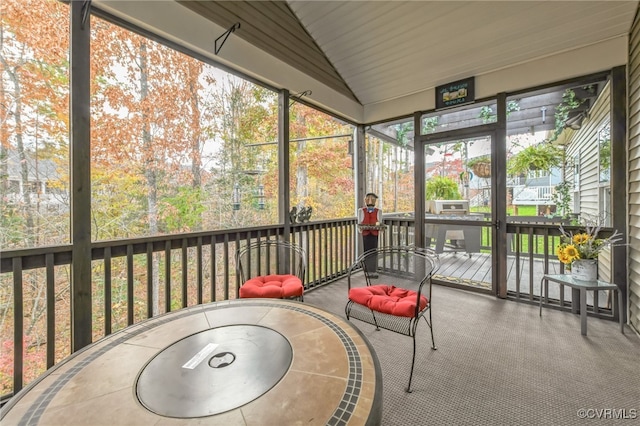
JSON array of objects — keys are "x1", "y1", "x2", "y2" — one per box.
[
  {"x1": 178, "y1": 0, "x2": 638, "y2": 110},
  {"x1": 177, "y1": 0, "x2": 359, "y2": 102},
  {"x1": 176, "y1": 0, "x2": 637, "y2": 139}
]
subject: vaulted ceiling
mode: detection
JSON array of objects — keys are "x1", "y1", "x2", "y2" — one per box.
[
  {"x1": 100, "y1": 1, "x2": 638, "y2": 126},
  {"x1": 178, "y1": 1, "x2": 638, "y2": 109}
]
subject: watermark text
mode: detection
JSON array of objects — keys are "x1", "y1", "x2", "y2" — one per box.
[{"x1": 577, "y1": 408, "x2": 637, "y2": 420}]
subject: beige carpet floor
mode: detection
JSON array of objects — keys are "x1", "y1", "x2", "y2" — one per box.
[{"x1": 305, "y1": 279, "x2": 640, "y2": 425}]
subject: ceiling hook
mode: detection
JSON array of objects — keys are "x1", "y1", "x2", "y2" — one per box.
[
  {"x1": 215, "y1": 22, "x2": 241, "y2": 55},
  {"x1": 289, "y1": 90, "x2": 312, "y2": 106}
]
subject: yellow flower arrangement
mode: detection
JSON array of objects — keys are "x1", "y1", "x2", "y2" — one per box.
[{"x1": 557, "y1": 224, "x2": 623, "y2": 268}]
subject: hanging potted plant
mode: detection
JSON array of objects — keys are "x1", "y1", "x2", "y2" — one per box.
[
  {"x1": 507, "y1": 143, "x2": 562, "y2": 176},
  {"x1": 466, "y1": 155, "x2": 491, "y2": 178}
]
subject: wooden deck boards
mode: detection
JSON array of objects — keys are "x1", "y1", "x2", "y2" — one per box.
[{"x1": 433, "y1": 252, "x2": 612, "y2": 308}]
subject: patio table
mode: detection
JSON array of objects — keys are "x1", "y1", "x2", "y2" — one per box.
[
  {"x1": 1, "y1": 299, "x2": 382, "y2": 425},
  {"x1": 539, "y1": 274, "x2": 623, "y2": 336}
]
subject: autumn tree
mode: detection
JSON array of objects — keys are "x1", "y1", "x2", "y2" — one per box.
[
  {"x1": 289, "y1": 103, "x2": 354, "y2": 219},
  {"x1": 1, "y1": 0, "x2": 71, "y2": 394},
  {"x1": 203, "y1": 76, "x2": 278, "y2": 228},
  {"x1": 1, "y1": 0, "x2": 360, "y2": 395},
  {"x1": 1, "y1": 0, "x2": 69, "y2": 248}
]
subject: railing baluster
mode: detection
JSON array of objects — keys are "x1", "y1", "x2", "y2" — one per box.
[
  {"x1": 330, "y1": 224, "x2": 335, "y2": 279},
  {"x1": 13, "y1": 257, "x2": 24, "y2": 394},
  {"x1": 339, "y1": 222, "x2": 344, "y2": 281},
  {"x1": 164, "y1": 240, "x2": 171, "y2": 312},
  {"x1": 323, "y1": 224, "x2": 328, "y2": 280},
  {"x1": 223, "y1": 234, "x2": 230, "y2": 300},
  {"x1": 210, "y1": 237, "x2": 217, "y2": 302},
  {"x1": 46, "y1": 253, "x2": 55, "y2": 368},
  {"x1": 181, "y1": 238, "x2": 188, "y2": 309},
  {"x1": 105, "y1": 247, "x2": 112, "y2": 335},
  {"x1": 515, "y1": 225, "x2": 521, "y2": 299},
  {"x1": 146, "y1": 243, "x2": 153, "y2": 319},
  {"x1": 528, "y1": 228, "x2": 534, "y2": 300},
  {"x1": 312, "y1": 224, "x2": 318, "y2": 284},
  {"x1": 197, "y1": 236, "x2": 203, "y2": 305},
  {"x1": 127, "y1": 244, "x2": 134, "y2": 325}
]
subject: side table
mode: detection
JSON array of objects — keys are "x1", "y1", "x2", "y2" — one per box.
[{"x1": 539, "y1": 274, "x2": 624, "y2": 336}]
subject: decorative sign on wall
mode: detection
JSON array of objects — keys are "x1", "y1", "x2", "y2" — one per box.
[{"x1": 436, "y1": 77, "x2": 475, "y2": 110}]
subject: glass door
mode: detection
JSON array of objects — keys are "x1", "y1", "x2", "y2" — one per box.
[{"x1": 423, "y1": 134, "x2": 496, "y2": 293}]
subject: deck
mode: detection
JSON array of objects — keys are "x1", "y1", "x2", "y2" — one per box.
[{"x1": 433, "y1": 252, "x2": 612, "y2": 309}]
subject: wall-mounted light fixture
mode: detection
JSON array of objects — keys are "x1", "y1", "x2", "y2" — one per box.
[{"x1": 564, "y1": 110, "x2": 587, "y2": 130}]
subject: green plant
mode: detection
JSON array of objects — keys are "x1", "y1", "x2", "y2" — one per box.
[
  {"x1": 425, "y1": 176, "x2": 461, "y2": 200},
  {"x1": 599, "y1": 138, "x2": 611, "y2": 173},
  {"x1": 507, "y1": 143, "x2": 562, "y2": 176},
  {"x1": 466, "y1": 154, "x2": 490, "y2": 168},
  {"x1": 551, "y1": 181, "x2": 572, "y2": 218},
  {"x1": 422, "y1": 117, "x2": 438, "y2": 134},
  {"x1": 478, "y1": 101, "x2": 520, "y2": 124},
  {"x1": 549, "y1": 87, "x2": 591, "y2": 142}
]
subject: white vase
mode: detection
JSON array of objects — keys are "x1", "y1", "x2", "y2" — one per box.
[{"x1": 571, "y1": 259, "x2": 598, "y2": 281}]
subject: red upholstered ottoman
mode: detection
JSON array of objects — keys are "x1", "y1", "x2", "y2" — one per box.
[
  {"x1": 348, "y1": 285, "x2": 428, "y2": 317},
  {"x1": 239, "y1": 274, "x2": 304, "y2": 299}
]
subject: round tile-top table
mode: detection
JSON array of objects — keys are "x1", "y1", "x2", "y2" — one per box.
[{"x1": 2, "y1": 299, "x2": 382, "y2": 425}]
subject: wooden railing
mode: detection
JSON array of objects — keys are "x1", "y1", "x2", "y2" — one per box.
[
  {"x1": 0, "y1": 216, "x2": 620, "y2": 403},
  {"x1": 0, "y1": 219, "x2": 356, "y2": 401},
  {"x1": 382, "y1": 214, "x2": 569, "y2": 258}
]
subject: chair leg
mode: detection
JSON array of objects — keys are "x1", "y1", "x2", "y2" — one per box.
[
  {"x1": 428, "y1": 308, "x2": 436, "y2": 350},
  {"x1": 406, "y1": 334, "x2": 417, "y2": 393},
  {"x1": 371, "y1": 310, "x2": 381, "y2": 331}
]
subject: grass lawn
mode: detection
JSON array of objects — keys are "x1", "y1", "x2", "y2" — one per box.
[
  {"x1": 470, "y1": 204, "x2": 559, "y2": 254},
  {"x1": 471, "y1": 205, "x2": 538, "y2": 216}
]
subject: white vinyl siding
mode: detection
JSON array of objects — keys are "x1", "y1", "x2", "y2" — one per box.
[
  {"x1": 628, "y1": 8, "x2": 640, "y2": 334},
  {"x1": 564, "y1": 83, "x2": 613, "y2": 282}
]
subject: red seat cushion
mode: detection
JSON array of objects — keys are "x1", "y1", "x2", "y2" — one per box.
[
  {"x1": 239, "y1": 274, "x2": 303, "y2": 299},
  {"x1": 349, "y1": 285, "x2": 428, "y2": 317}
]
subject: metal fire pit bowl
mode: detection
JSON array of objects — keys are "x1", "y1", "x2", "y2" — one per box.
[{"x1": 136, "y1": 325, "x2": 292, "y2": 418}]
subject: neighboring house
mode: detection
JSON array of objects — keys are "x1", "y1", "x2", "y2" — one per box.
[
  {"x1": 2, "y1": 150, "x2": 67, "y2": 212},
  {"x1": 510, "y1": 169, "x2": 562, "y2": 213}
]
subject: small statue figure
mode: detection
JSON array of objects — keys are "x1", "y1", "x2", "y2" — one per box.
[{"x1": 357, "y1": 193, "x2": 383, "y2": 278}]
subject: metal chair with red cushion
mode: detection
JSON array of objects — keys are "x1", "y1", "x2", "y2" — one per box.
[
  {"x1": 236, "y1": 239, "x2": 306, "y2": 301},
  {"x1": 345, "y1": 245, "x2": 439, "y2": 392}
]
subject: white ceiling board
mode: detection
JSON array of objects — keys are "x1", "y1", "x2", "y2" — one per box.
[
  {"x1": 364, "y1": 36, "x2": 628, "y2": 123},
  {"x1": 288, "y1": 0, "x2": 638, "y2": 109}
]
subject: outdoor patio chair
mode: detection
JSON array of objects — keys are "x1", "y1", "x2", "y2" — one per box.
[
  {"x1": 345, "y1": 245, "x2": 440, "y2": 392},
  {"x1": 236, "y1": 239, "x2": 306, "y2": 301}
]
